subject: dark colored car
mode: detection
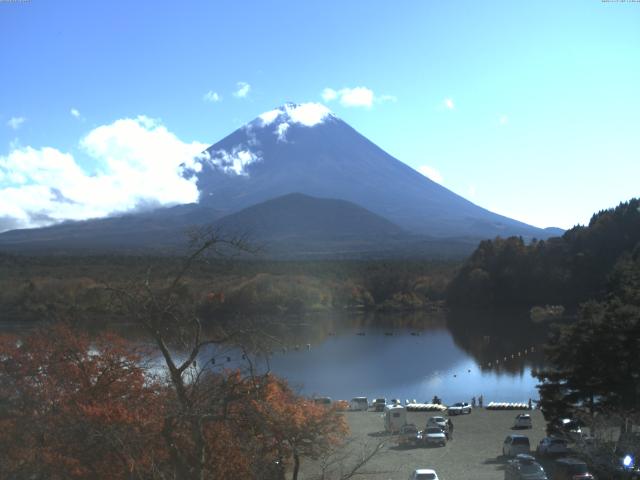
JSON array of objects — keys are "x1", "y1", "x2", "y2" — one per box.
[
  {"x1": 505, "y1": 454, "x2": 548, "y2": 480},
  {"x1": 553, "y1": 457, "x2": 594, "y2": 480},
  {"x1": 372, "y1": 398, "x2": 387, "y2": 412}
]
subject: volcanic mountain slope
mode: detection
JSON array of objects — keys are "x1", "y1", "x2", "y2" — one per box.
[
  {"x1": 194, "y1": 102, "x2": 551, "y2": 239},
  {"x1": 0, "y1": 103, "x2": 560, "y2": 256}
]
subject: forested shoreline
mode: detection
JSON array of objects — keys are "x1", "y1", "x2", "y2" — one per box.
[
  {"x1": 0, "y1": 256, "x2": 455, "y2": 323},
  {"x1": 446, "y1": 198, "x2": 640, "y2": 312}
]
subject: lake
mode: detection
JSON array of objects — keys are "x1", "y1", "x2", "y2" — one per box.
[
  {"x1": 1, "y1": 310, "x2": 548, "y2": 405},
  {"x1": 198, "y1": 310, "x2": 547, "y2": 405}
]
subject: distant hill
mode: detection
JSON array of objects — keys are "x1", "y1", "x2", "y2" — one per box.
[
  {"x1": 210, "y1": 193, "x2": 480, "y2": 259},
  {"x1": 215, "y1": 192, "x2": 403, "y2": 240},
  {"x1": 446, "y1": 198, "x2": 640, "y2": 310}
]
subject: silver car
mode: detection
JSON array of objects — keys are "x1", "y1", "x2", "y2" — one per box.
[
  {"x1": 536, "y1": 436, "x2": 569, "y2": 456},
  {"x1": 503, "y1": 435, "x2": 531, "y2": 457},
  {"x1": 420, "y1": 427, "x2": 446, "y2": 447}
]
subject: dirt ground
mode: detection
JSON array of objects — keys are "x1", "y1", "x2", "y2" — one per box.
[{"x1": 300, "y1": 408, "x2": 548, "y2": 480}]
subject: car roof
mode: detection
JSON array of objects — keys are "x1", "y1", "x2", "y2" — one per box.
[
  {"x1": 414, "y1": 469, "x2": 436, "y2": 474},
  {"x1": 515, "y1": 454, "x2": 536, "y2": 461},
  {"x1": 555, "y1": 457, "x2": 587, "y2": 465}
]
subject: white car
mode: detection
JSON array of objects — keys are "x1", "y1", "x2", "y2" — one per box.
[
  {"x1": 513, "y1": 413, "x2": 532, "y2": 429},
  {"x1": 536, "y1": 436, "x2": 569, "y2": 456},
  {"x1": 408, "y1": 468, "x2": 439, "y2": 480},
  {"x1": 448, "y1": 402, "x2": 472, "y2": 415},
  {"x1": 503, "y1": 434, "x2": 530, "y2": 457},
  {"x1": 420, "y1": 427, "x2": 446, "y2": 447},
  {"x1": 426, "y1": 416, "x2": 448, "y2": 430}
]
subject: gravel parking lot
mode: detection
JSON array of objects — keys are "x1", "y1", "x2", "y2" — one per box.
[{"x1": 301, "y1": 408, "x2": 547, "y2": 480}]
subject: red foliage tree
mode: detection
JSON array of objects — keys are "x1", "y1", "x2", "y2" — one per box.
[{"x1": 0, "y1": 323, "x2": 166, "y2": 479}]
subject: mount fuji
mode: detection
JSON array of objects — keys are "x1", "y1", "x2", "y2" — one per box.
[{"x1": 0, "y1": 103, "x2": 560, "y2": 257}]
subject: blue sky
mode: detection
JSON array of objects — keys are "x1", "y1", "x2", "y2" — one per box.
[{"x1": 1, "y1": 0, "x2": 639, "y2": 230}]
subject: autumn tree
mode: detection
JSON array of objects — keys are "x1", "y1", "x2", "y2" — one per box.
[
  {"x1": 248, "y1": 375, "x2": 348, "y2": 480},
  {"x1": 0, "y1": 323, "x2": 166, "y2": 479},
  {"x1": 107, "y1": 228, "x2": 350, "y2": 479}
]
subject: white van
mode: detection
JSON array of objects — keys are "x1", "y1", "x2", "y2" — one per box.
[
  {"x1": 384, "y1": 404, "x2": 407, "y2": 433},
  {"x1": 350, "y1": 397, "x2": 369, "y2": 411}
]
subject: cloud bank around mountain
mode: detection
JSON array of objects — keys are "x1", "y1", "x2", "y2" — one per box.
[{"x1": 0, "y1": 116, "x2": 207, "y2": 232}]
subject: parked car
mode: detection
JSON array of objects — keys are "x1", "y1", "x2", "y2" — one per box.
[
  {"x1": 448, "y1": 402, "x2": 472, "y2": 415},
  {"x1": 505, "y1": 454, "x2": 548, "y2": 480},
  {"x1": 548, "y1": 418, "x2": 583, "y2": 441},
  {"x1": 503, "y1": 435, "x2": 531, "y2": 457},
  {"x1": 536, "y1": 436, "x2": 569, "y2": 456},
  {"x1": 349, "y1": 397, "x2": 369, "y2": 411},
  {"x1": 313, "y1": 397, "x2": 332, "y2": 407},
  {"x1": 372, "y1": 398, "x2": 387, "y2": 412},
  {"x1": 408, "y1": 468, "x2": 439, "y2": 480},
  {"x1": 397, "y1": 423, "x2": 420, "y2": 447},
  {"x1": 426, "y1": 416, "x2": 448, "y2": 431},
  {"x1": 420, "y1": 427, "x2": 447, "y2": 447},
  {"x1": 553, "y1": 457, "x2": 594, "y2": 480},
  {"x1": 513, "y1": 413, "x2": 533, "y2": 429}
]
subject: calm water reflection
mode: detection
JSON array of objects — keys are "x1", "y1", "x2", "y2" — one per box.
[
  {"x1": 1, "y1": 310, "x2": 548, "y2": 405},
  {"x1": 246, "y1": 313, "x2": 544, "y2": 404}
]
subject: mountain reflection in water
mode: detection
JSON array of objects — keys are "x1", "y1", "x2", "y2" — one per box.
[{"x1": 200, "y1": 310, "x2": 547, "y2": 404}]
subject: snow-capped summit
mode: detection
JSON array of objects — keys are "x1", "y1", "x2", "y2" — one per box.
[
  {"x1": 251, "y1": 102, "x2": 336, "y2": 142},
  {"x1": 257, "y1": 102, "x2": 335, "y2": 128}
]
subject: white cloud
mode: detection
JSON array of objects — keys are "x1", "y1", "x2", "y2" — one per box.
[
  {"x1": 259, "y1": 109, "x2": 282, "y2": 125},
  {"x1": 0, "y1": 116, "x2": 208, "y2": 231},
  {"x1": 499, "y1": 114, "x2": 508, "y2": 125},
  {"x1": 7, "y1": 117, "x2": 25, "y2": 130},
  {"x1": 70, "y1": 108, "x2": 81, "y2": 118},
  {"x1": 418, "y1": 165, "x2": 444, "y2": 184},
  {"x1": 284, "y1": 102, "x2": 331, "y2": 126},
  {"x1": 205, "y1": 147, "x2": 261, "y2": 176},
  {"x1": 339, "y1": 87, "x2": 374, "y2": 108},
  {"x1": 203, "y1": 91, "x2": 221, "y2": 103},
  {"x1": 276, "y1": 122, "x2": 289, "y2": 142},
  {"x1": 233, "y1": 82, "x2": 251, "y2": 98},
  {"x1": 444, "y1": 98, "x2": 455, "y2": 110},
  {"x1": 321, "y1": 86, "x2": 396, "y2": 108},
  {"x1": 321, "y1": 88, "x2": 338, "y2": 102}
]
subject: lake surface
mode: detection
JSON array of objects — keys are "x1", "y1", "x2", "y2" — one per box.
[
  {"x1": 259, "y1": 326, "x2": 539, "y2": 404},
  {"x1": 1, "y1": 310, "x2": 548, "y2": 405},
  {"x1": 198, "y1": 311, "x2": 547, "y2": 405}
]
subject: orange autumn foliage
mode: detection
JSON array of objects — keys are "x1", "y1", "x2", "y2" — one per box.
[
  {"x1": 0, "y1": 324, "x2": 166, "y2": 479},
  {"x1": 0, "y1": 325, "x2": 349, "y2": 480}
]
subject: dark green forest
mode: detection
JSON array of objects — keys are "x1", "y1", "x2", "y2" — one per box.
[
  {"x1": 446, "y1": 198, "x2": 640, "y2": 311},
  {"x1": 0, "y1": 255, "x2": 455, "y2": 322}
]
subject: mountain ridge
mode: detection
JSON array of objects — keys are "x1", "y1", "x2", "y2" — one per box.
[{"x1": 0, "y1": 103, "x2": 563, "y2": 256}]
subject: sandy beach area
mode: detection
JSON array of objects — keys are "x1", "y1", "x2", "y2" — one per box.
[{"x1": 301, "y1": 408, "x2": 547, "y2": 480}]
